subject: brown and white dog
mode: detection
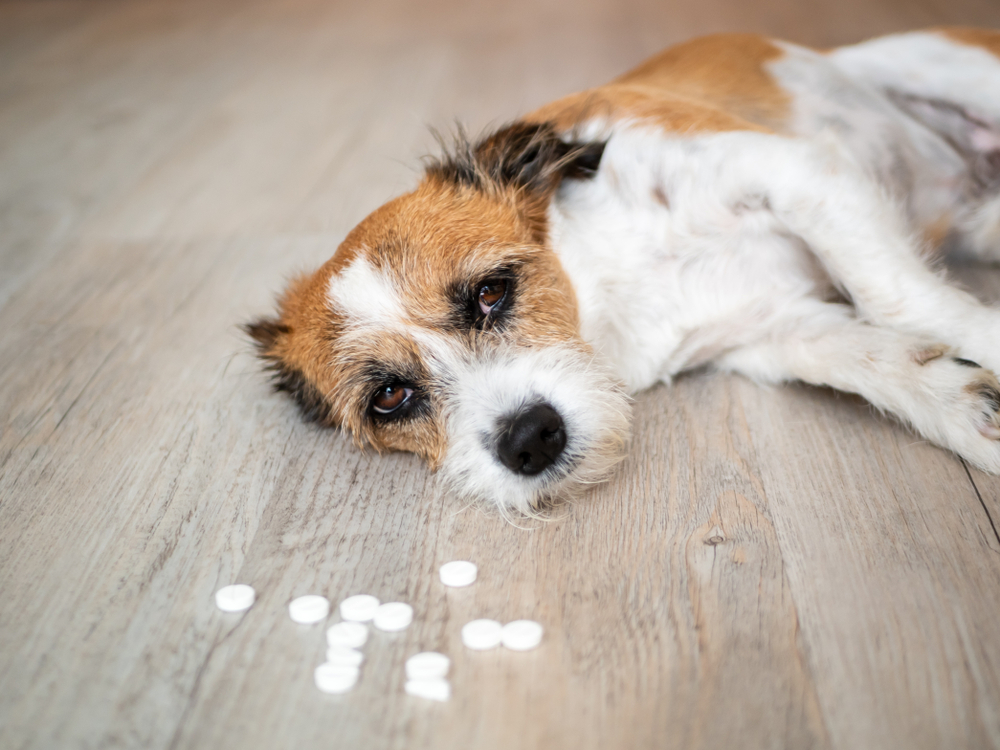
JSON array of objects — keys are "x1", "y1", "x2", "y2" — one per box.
[{"x1": 248, "y1": 29, "x2": 1000, "y2": 514}]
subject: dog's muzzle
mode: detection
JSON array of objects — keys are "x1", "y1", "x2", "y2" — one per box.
[{"x1": 496, "y1": 402, "x2": 567, "y2": 475}]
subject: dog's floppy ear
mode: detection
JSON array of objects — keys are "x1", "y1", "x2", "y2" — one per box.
[
  {"x1": 474, "y1": 122, "x2": 605, "y2": 193},
  {"x1": 244, "y1": 317, "x2": 335, "y2": 425},
  {"x1": 429, "y1": 121, "x2": 605, "y2": 195},
  {"x1": 245, "y1": 317, "x2": 289, "y2": 355}
]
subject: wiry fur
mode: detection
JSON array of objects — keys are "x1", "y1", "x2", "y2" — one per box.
[{"x1": 248, "y1": 29, "x2": 1000, "y2": 514}]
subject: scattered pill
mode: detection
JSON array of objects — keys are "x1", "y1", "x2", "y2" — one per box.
[
  {"x1": 405, "y1": 678, "x2": 451, "y2": 702},
  {"x1": 339, "y1": 594, "x2": 380, "y2": 622},
  {"x1": 405, "y1": 652, "x2": 450, "y2": 680},
  {"x1": 461, "y1": 619, "x2": 503, "y2": 650},
  {"x1": 373, "y1": 602, "x2": 413, "y2": 632},
  {"x1": 288, "y1": 595, "x2": 330, "y2": 624},
  {"x1": 439, "y1": 561, "x2": 477, "y2": 587},
  {"x1": 314, "y1": 663, "x2": 359, "y2": 694},
  {"x1": 326, "y1": 621, "x2": 368, "y2": 648},
  {"x1": 325, "y1": 645, "x2": 364, "y2": 667},
  {"x1": 215, "y1": 584, "x2": 255, "y2": 613},
  {"x1": 501, "y1": 620, "x2": 544, "y2": 651}
]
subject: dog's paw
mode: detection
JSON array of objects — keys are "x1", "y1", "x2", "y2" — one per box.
[
  {"x1": 928, "y1": 356, "x2": 1000, "y2": 472},
  {"x1": 967, "y1": 373, "x2": 1000, "y2": 441}
]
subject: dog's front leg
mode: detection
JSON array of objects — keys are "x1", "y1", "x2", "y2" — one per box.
[
  {"x1": 717, "y1": 301, "x2": 1000, "y2": 473},
  {"x1": 717, "y1": 132, "x2": 1000, "y2": 372}
]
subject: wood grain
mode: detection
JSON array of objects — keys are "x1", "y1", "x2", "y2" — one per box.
[{"x1": 1, "y1": 1, "x2": 1000, "y2": 748}]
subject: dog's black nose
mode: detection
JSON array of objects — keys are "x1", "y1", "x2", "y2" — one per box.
[{"x1": 496, "y1": 403, "x2": 567, "y2": 475}]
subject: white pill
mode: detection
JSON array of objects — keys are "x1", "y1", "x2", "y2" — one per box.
[
  {"x1": 373, "y1": 602, "x2": 413, "y2": 632},
  {"x1": 461, "y1": 619, "x2": 503, "y2": 650},
  {"x1": 405, "y1": 652, "x2": 450, "y2": 680},
  {"x1": 339, "y1": 594, "x2": 380, "y2": 622},
  {"x1": 215, "y1": 584, "x2": 255, "y2": 612},
  {"x1": 314, "y1": 663, "x2": 359, "y2": 694},
  {"x1": 326, "y1": 621, "x2": 368, "y2": 648},
  {"x1": 502, "y1": 620, "x2": 544, "y2": 651},
  {"x1": 288, "y1": 595, "x2": 330, "y2": 624},
  {"x1": 325, "y1": 645, "x2": 364, "y2": 667},
  {"x1": 439, "y1": 561, "x2": 477, "y2": 587},
  {"x1": 405, "y1": 678, "x2": 451, "y2": 702}
]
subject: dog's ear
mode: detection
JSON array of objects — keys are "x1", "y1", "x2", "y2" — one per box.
[
  {"x1": 428, "y1": 122, "x2": 604, "y2": 195},
  {"x1": 474, "y1": 122, "x2": 605, "y2": 193},
  {"x1": 244, "y1": 317, "x2": 289, "y2": 355},
  {"x1": 244, "y1": 317, "x2": 335, "y2": 425}
]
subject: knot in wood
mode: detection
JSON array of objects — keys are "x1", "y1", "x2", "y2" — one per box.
[{"x1": 704, "y1": 526, "x2": 726, "y2": 546}]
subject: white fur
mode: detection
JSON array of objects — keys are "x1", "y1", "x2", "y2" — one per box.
[
  {"x1": 547, "y1": 43, "x2": 1000, "y2": 476},
  {"x1": 829, "y1": 31, "x2": 1000, "y2": 124},
  {"x1": 410, "y1": 331, "x2": 632, "y2": 514},
  {"x1": 327, "y1": 255, "x2": 407, "y2": 328}
]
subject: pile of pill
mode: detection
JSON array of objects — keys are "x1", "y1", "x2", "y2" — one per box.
[
  {"x1": 405, "y1": 651, "x2": 451, "y2": 701},
  {"x1": 214, "y1": 559, "x2": 543, "y2": 702},
  {"x1": 461, "y1": 618, "x2": 544, "y2": 651}
]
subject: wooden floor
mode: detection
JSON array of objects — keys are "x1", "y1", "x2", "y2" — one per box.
[{"x1": 2, "y1": 0, "x2": 1000, "y2": 748}]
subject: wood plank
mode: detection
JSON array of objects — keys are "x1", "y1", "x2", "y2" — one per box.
[
  {"x1": 740, "y1": 378, "x2": 1000, "y2": 748},
  {"x1": 0, "y1": 0, "x2": 279, "y2": 311}
]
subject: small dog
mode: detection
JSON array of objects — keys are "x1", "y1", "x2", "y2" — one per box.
[{"x1": 248, "y1": 29, "x2": 1000, "y2": 514}]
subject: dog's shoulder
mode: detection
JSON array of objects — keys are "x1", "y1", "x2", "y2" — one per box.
[
  {"x1": 525, "y1": 33, "x2": 790, "y2": 136},
  {"x1": 929, "y1": 27, "x2": 1000, "y2": 57}
]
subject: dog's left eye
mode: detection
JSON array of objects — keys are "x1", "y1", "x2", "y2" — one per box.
[
  {"x1": 477, "y1": 279, "x2": 507, "y2": 316},
  {"x1": 371, "y1": 384, "x2": 413, "y2": 414}
]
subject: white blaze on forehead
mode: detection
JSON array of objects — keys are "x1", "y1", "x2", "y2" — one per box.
[{"x1": 327, "y1": 254, "x2": 407, "y2": 328}]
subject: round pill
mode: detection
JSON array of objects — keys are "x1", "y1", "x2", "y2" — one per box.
[
  {"x1": 405, "y1": 678, "x2": 451, "y2": 702},
  {"x1": 339, "y1": 594, "x2": 380, "y2": 622},
  {"x1": 501, "y1": 620, "x2": 544, "y2": 651},
  {"x1": 215, "y1": 584, "x2": 255, "y2": 613},
  {"x1": 405, "y1": 652, "x2": 450, "y2": 680},
  {"x1": 325, "y1": 645, "x2": 364, "y2": 667},
  {"x1": 439, "y1": 561, "x2": 477, "y2": 587},
  {"x1": 373, "y1": 602, "x2": 413, "y2": 632},
  {"x1": 461, "y1": 619, "x2": 503, "y2": 650},
  {"x1": 288, "y1": 595, "x2": 330, "y2": 624},
  {"x1": 326, "y1": 621, "x2": 368, "y2": 648},
  {"x1": 314, "y1": 663, "x2": 359, "y2": 694}
]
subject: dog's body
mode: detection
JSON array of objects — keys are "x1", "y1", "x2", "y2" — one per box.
[{"x1": 249, "y1": 29, "x2": 1000, "y2": 513}]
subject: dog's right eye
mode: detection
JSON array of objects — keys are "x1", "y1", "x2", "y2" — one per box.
[
  {"x1": 478, "y1": 279, "x2": 507, "y2": 315},
  {"x1": 468, "y1": 274, "x2": 513, "y2": 330}
]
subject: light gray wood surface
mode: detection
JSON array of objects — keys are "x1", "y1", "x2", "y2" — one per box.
[{"x1": 2, "y1": 1, "x2": 1000, "y2": 748}]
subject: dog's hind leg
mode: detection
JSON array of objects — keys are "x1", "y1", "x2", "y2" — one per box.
[
  {"x1": 726, "y1": 133, "x2": 1000, "y2": 374},
  {"x1": 717, "y1": 302, "x2": 1000, "y2": 473},
  {"x1": 830, "y1": 29, "x2": 1000, "y2": 260}
]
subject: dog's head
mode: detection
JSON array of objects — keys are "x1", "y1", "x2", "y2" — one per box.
[{"x1": 247, "y1": 122, "x2": 631, "y2": 514}]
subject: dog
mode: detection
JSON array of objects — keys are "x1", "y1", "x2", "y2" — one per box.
[{"x1": 247, "y1": 28, "x2": 1000, "y2": 514}]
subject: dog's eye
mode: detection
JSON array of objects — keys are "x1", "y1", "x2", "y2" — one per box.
[
  {"x1": 371, "y1": 384, "x2": 413, "y2": 414},
  {"x1": 478, "y1": 279, "x2": 507, "y2": 315}
]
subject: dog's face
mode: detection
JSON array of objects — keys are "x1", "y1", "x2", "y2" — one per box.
[{"x1": 248, "y1": 123, "x2": 631, "y2": 513}]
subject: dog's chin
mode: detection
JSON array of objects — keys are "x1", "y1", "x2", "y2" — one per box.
[{"x1": 436, "y1": 345, "x2": 633, "y2": 518}]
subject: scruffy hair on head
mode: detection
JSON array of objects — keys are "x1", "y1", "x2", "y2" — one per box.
[{"x1": 425, "y1": 121, "x2": 606, "y2": 196}]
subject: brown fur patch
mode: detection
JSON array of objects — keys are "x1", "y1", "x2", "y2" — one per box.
[
  {"x1": 526, "y1": 34, "x2": 789, "y2": 135},
  {"x1": 912, "y1": 345, "x2": 949, "y2": 366},
  {"x1": 937, "y1": 27, "x2": 1000, "y2": 58},
  {"x1": 652, "y1": 184, "x2": 670, "y2": 209},
  {"x1": 921, "y1": 213, "x2": 953, "y2": 254}
]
